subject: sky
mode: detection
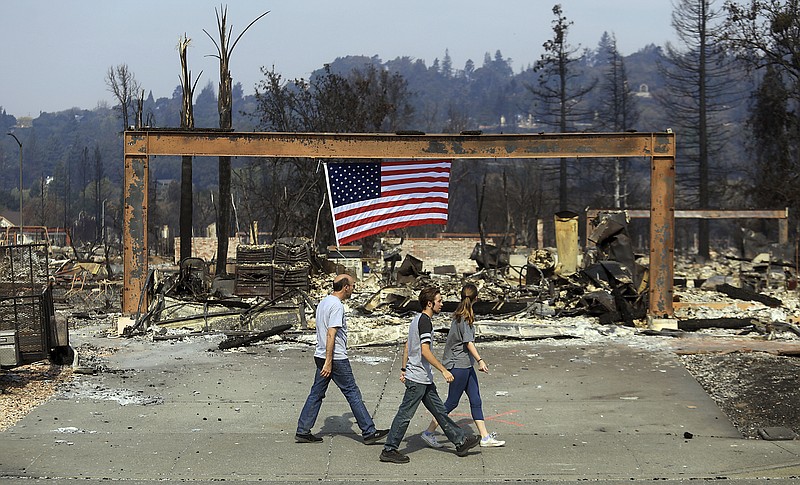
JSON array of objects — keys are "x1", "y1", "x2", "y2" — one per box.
[{"x1": 0, "y1": 1, "x2": 677, "y2": 118}]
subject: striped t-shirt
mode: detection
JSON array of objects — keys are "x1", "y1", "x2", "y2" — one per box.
[{"x1": 405, "y1": 312, "x2": 434, "y2": 384}]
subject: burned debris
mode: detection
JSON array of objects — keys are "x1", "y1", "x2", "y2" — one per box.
[
  {"x1": 3, "y1": 206, "x2": 799, "y2": 363},
  {"x1": 103, "y1": 208, "x2": 800, "y2": 348},
  {"x1": 0, "y1": 243, "x2": 72, "y2": 368},
  {"x1": 41, "y1": 209, "x2": 777, "y2": 359},
  {"x1": 3, "y1": 210, "x2": 800, "y2": 442}
]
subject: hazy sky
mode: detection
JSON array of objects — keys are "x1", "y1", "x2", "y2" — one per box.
[{"x1": 1, "y1": 1, "x2": 676, "y2": 118}]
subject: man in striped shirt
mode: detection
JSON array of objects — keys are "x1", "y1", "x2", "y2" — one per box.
[{"x1": 379, "y1": 286, "x2": 481, "y2": 464}]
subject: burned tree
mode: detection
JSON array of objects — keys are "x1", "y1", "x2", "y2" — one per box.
[
  {"x1": 250, "y1": 65, "x2": 414, "y2": 245},
  {"x1": 178, "y1": 34, "x2": 202, "y2": 262},
  {"x1": 105, "y1": 64, "x2": 141, "y2": 131},
  {"x1": 527, "y1": 4, "x2": 595, "y2": 212},
  {"x1": 656, "y1": 0, "x2": 740, "y2": 258},
  {"x1": 724, "y1": 0, "x2": 800, "y2": 233},
  {"x1": 204, "y1": 6, "x2": 269, "y2": 275}
]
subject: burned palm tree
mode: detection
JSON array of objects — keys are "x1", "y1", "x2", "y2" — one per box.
[
  {"x1": 204, "y1": 5, "x2": 269, "y2": 276},
  {"x1": 178, "y1": 34, "x2": 202, "y2": 262}
]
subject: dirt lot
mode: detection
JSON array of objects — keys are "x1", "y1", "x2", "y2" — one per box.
[
  {"x1": 682, "y1": 351, "x2": 800, "y2": 439},
  {"x1": 0, "y1": 361, "x2": 73, "y2": 431}
]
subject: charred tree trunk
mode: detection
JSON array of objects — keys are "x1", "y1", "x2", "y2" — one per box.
[
  {"x1": 179, "y1": 34, "x2": 200, "y2": 263},
  {"x1": 205, "y1": 7, "x2": 269, "y2": 276}
]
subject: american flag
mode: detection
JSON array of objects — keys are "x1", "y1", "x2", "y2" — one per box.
[{"x1": 324, "y1": 160, "x2": 451, "y2": 246}]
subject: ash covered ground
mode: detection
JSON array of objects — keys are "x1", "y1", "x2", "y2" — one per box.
[
  {"x1": 682, "y1": 351, "x2": 800, "y2": 439},
  {"x1": 3, "y1": 253, "x2": 800, "y2": 440}
]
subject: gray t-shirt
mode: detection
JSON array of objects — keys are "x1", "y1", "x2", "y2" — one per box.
[
  {"x1": 405, "y1": 313, "x2": 434, "y2": 384},
  {"x1": 441, "y1": 317, "x2": 476, "y2": 369},
  {"x1": 314, "y1": 294, "x2": 348, "y2": 360}
]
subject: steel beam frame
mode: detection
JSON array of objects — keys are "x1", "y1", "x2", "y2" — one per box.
[{"x1": 123, "y1": 130, "x2": 676, "y2": 317}]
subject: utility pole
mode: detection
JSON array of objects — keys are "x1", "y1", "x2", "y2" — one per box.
[{"x1": 7, "y1": 133, "x2": 23, "y2": 242}]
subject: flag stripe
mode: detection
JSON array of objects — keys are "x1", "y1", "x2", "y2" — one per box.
[
  {"x1": 382, "y1": 176, "x2": 449, "y2": 186},
  {"x1": 381, "y1": 168, "x2": 451, "y2": 178},
  {"x1": 325, "y1": 160, "x2": 451, "y2": 246},
  {"x1": 332, "y1": 192, "x2": 449, "y2": 215},
  {"x1": 334, "y1": 197, "x2": 449, "y2": 220},
  {"x1": 337, "y1": 206, "x2": 449, "y2": 232},
  {"x1": 336, "y1": 202, "x2": 448, "y2": 228},
  {"x1": 381, "y1": 184, "x2": 449, "y2": 197},
  {"x1": 381, "y1": 159, "x2": 451, "y2": 168},
  {"x1": 337, "y1": 217, "x2": 448, "y2": 245}
]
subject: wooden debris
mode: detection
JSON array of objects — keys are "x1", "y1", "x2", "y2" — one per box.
[{"x1": 716, "y1": 283, "x2": 782, "y2": 307}]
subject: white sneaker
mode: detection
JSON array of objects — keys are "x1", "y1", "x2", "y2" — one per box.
[
  {"x1": 420, "y1": 431, "x2": 443, "y2": 448},
  {"x1": 480, "y1": 432, "x2": 505, "y2": 447}
]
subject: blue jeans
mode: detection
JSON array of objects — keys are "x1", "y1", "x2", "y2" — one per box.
[
  {"x1": 444, "y1": 367, "x2": 484, "y2": 420},
  {"x1": 296, "y1": 357, "x2": 377, "y2": 437},
  {"x1": 383, "y1": 379, "x2": 466, "y2": 452}
]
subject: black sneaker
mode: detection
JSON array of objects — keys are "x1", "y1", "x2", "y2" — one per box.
[
  {"x1": 364, "y1": 429, "x2": 389, "y2": 444},
  {"x1": 295, "y1": 432, "x2": 323, "y2": 443},
  {"x1": 379, "y1": 449, "x2": 410, "y2": 464},
  {"x1": 455, "y1": 435, "x2": 481, "y2": 456}
]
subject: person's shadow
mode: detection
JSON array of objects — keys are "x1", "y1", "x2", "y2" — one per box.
[
  {"x1": 319, "y1": 412, "x2": 363, "y2": 442},
  {"x1": 316, "y1": 412, "x2": 476, "y2": 454},
  {"x1": 400, "y1": 417, "x2": 475, "y2": 455}
]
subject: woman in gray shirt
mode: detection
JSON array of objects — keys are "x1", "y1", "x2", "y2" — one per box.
[{"x1": 420, "y1": 283, "x2": 505, "y2": 448}]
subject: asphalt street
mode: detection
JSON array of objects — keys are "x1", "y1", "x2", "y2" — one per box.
[{"x1": 1, "y1": 322, "x2": 799, "y2": 484}]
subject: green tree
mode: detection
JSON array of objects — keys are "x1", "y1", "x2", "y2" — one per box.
[
  {"x1": 724, "y1": 0, "x2": 800, "y2": 91},
  {"x1": 748, "y1": 65, "x2": 799, "y2": 214},
  {"x1": 441, "y1": 49, "x2": 453, "y2": 78},
  {"x1": 724, "y1": 0, "x2": 800, "y2": 232}
]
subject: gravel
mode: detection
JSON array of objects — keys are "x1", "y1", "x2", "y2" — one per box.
[
  {"x1": 0, "y1": 362, "x2": 73, "y2": 432},
  {"x1": 682, "y1": 351, "x2": 800, "y2": 439}
]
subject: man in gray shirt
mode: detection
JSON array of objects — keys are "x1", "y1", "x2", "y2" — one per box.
[
  {"x1": 296, "y1": 274, "x2": 388, "y2": 444},
  {"x1": 379, "y1": 286, "x2": 481, "y2": 463}
]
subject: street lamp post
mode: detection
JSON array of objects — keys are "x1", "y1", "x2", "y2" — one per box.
[{"x1": 7, "y1": 133, "x2": 23, "y2": 243}]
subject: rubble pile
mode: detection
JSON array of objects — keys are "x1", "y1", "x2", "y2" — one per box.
[
  {"x1": 82, "y1": 213, "x2": 799, "y2": 350},
  {"x1": 4, "y1": 217, "x2": 800, "y2": 439}
]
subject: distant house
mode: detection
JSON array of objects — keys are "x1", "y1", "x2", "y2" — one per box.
[
  {"x1": 0, "y1": 214, "x2": 17, "y2": 228},
  {"x1": 14, "y1": 117, "x2": 33, "y2": 128},
  {"x1": 0, "y1": 214, "x2": 19, "y2": 244}
]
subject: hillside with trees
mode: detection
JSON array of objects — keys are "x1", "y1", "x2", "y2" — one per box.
[{"x1": 1, "y1": 1, "x2": 796, "y2": 259}]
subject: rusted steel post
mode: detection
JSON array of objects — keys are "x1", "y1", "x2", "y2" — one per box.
[
  {"x1": 123, "y1": 135, "x2": 149, "y2": 315},
  {"x1": 779, "y1": 208, "x2": 789, "y2": 245},
  {"x1": 648, "y1": 136, "x2": 676, "y2": 317}
]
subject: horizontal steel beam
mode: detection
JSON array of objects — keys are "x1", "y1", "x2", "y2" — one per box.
[
  {"x1": 586, "y1": 208, "x2": 790, "y2": 246},
  {"x1": 587, "y1": 209, "x2": 788, "y2": 219},
  {"x1": 124, "y1": 130, "x2": 675, "y2": 159}
]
